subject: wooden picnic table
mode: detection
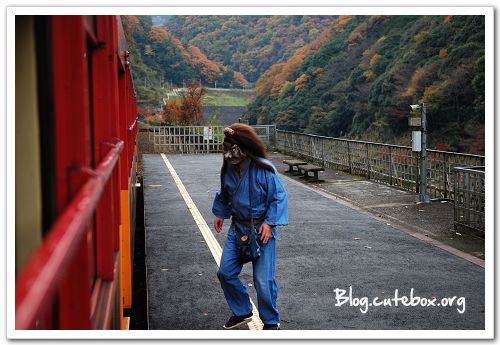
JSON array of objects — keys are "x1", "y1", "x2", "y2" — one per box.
[
  {"x1": 282, "y1": 159, "x2": 308, "y2": 173},
  {"x1": 298, "y1": 164, "x2": 325, "y2": 182}
]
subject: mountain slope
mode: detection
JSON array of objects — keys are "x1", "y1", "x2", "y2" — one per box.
[
  {"x1": 164, "y1": 15, "x2": 336, "y2": 82},
  {"x1": 121, "y1": 15, "x2": 248, "y2": 104},
  {"x1": 245, "y1": 15, "x2": 485, "y2": 154}
]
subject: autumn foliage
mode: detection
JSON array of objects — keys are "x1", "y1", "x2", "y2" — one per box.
[
  {"x1": 165, "y1": 15, "x2": 335, "y2": 82},
  {"x1": 246, "y1": 15, "x2": 485, "y2": 154},
  {"x1": 187, "y1": 44, "x2": 222, "y2": 82},
  {"x1": 233, "y1": 71, "x2": 249, "y2": 88},
  {"x1": 161, "y1": 99, "x2": 182, "y2": 124},
  {"x1": 121, "y1": 15, "x2": 249, "y2": 95},
  {"x1": 148, "y1": 26, "x2": 169, "y2": 41},
  {"x1": 161, "y1": 84, "x2": 206, "y2": 125},
  {"x1": 255, "y1": 24, "x2": 334, "y2": 97}
]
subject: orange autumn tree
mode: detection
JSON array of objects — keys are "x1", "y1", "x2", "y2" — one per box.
[
  {"x1": 187, "y1": 44, "x2": 221, "y2": 82},
  {"x1": 161, "y1": 84, "x2": 206, "y2": 125},
  {"x1": 179, "y1": 83, "x2": 206, "y2": 125},
  {"x1": 161, "y1": 98, "x2": 182, "y2": 124},
  {"x1": 233, "y1": 71, "x2": 249, "y2": 88},
  {"x1": 148, "y1": 26, "x2": 170, "y2": 41}
]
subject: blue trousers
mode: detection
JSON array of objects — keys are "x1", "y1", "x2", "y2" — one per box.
[{"x1": 217, "y1": 225, "x2": 279, "y2": 325}]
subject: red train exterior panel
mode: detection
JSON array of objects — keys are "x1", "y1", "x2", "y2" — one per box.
[{"x1": 15, "y1": 15, "x2": 137, "y2": 330}]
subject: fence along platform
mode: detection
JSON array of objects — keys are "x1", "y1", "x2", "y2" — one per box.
[
  {"x1": 147, "y1": 125, "x2": 485, "y2": 232},
  {"x1": 275, "y1": 129, "x2": 485, "y2": 202},
  {"x1": 454, "y1": 166, "x2": 485, "y2": 233},
  {"x1": 151, "y1": 125, "x2": 275, "y2": 153}
]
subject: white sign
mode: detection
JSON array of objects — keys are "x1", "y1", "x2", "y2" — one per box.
[
  {"x1": 203, "y1": 126, "x2": 213, "y2": 141},
  {"x1": 412, "y1": 131, "x2": 421, "y2": 152}
]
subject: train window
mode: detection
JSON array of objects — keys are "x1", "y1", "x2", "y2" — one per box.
[{"x1": 34, "y1": 16, "x2": 57, "y2": 236}]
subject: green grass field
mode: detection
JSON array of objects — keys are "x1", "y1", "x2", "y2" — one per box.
[
  {"x1": 201, "y1": 89, "x2": 254, "y2": 106},
  {"x1": 139, "y1": 87, "x2": 254, "y2": 107}
]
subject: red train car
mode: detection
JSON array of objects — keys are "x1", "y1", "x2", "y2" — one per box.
[{"x1": 15, "y1": 15, "x2": 138, "y2": 329}]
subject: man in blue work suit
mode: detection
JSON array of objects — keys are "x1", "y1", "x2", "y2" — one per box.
[{"x1": 213, "y1": 123, "x2": 288, "y2": 330}]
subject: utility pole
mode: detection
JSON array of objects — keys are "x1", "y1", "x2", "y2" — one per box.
[
  {"x1": 418, "y1": 103, "x2": 430, "y2": 203},
  {"x1": 410, "y1": 103, "x2": 430, "y2": 203}
]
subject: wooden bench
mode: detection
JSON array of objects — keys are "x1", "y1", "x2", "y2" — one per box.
[
  {"x1": 282, "y1": 159, "x2": 307, "y2": 173},
  {"x1": 298, "y1": 164, "x2": 325, "y2": 182}
]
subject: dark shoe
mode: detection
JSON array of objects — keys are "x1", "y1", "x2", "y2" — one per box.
[
  {"x1": 223, "y1": 312, "x2": 253, "y2": 329},
  {"x1": 262, "y1": 323, "x2": 280, "y2": 330}
]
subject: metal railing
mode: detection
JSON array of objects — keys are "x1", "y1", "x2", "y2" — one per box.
[
  {"x1": 150, "y1": 125, "x2": 276, "y2": 153},
  {"x1": 275, "y1": 129, "x2": 485, "y2": 201},
  {"x1": 253, "y1": 125, "x2": 276, "y2": 147},
  {"x1": 454, "y1": 166, "x2": 485, "y2": 233}
]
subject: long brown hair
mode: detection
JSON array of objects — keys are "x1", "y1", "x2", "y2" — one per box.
[{"x1": 221, "y1": 123, "x2": 275, "y2": 174}]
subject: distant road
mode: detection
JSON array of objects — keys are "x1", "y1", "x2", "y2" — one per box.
[
  {"x1": 170, "y1": 87, "x2": 254, "y2": 93},
  {"x1": 161, "y1": 87, "x2": 255, "y2": 104},
  {"x1": 205, "y1": 87, "x2": 254, "y2": 93}
]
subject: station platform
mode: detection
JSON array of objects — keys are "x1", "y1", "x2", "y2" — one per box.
[{"x1": 142, "y1": 153, "x2": 485, "y2": 330}]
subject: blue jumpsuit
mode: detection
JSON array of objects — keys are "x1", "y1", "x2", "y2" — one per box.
[{"x1": 212, "y1": 158, "x2": 288, "y2": 325}]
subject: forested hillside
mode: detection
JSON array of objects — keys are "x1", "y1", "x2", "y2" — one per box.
[
  {"x1": 121, "y1": 16, "x2": 247, "y2": 104},
  {"x1": 245, "y1": 15, "x2": 485, "y2": 154},
  {"x1": 164, "y1": 16, "x2": 336, "y2": 82}
]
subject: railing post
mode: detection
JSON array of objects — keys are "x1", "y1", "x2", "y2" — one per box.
[
  {"x1": 322, "y1": 138, "x2": 325, "y2": 167},
  {"x1": 287, "y1": 131, "x2": 290, "y2": 155},
  {"x1": 454, "y1": 168, "x2": 458, "y2": 228},
  {"x1": 283, "y1": 131, "x2": 286, "y2": 154},
  {"x1": 310, "y1": 136, "x2": 313, "y2": 162},
  {"x1": 272, "y1": 124, "x2": 276, "y2": 147},
  {"x1": 389, "y1": 146, "x2": 393, "y2": 185},
  {"x1": 289, "y1": 131, "x2": 291, "y2": 155},
  {"x1": 365, "y1": 143, "x2": 370, "y2": 179},
  {"x1": 347, "y1": 141, "x2": 352, "y2": 174},
  {"x1": 465, "y1": 172, "x2": 470, "y2": 225},
  {"x1": 443, "y1": 154, "x2": 448, "y2": 199}
]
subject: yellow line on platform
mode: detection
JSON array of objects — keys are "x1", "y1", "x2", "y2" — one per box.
[{"x1": 160, "y1": 154, "x2": 263, "y2": 330}]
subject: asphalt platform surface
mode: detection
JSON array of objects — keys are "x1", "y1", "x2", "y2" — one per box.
[
  {"x1": 266, "y1": 152, "x2": 485, "y2": 261},
  {"x1": 142, "y1": 153, "x2": 485, "y2": 330}
]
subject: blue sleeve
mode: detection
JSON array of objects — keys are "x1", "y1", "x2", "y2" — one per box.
[
  {"x1": 263, "y1": 170, "x2": 288, "y2": 226},
  {"x1": 212, "y1": 173, "x2": 231, "y2": 219},
  {"x1": 212, "y1": 189, "x2": 232, "y2": 219}
]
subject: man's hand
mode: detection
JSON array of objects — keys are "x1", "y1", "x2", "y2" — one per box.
[
  {"x1": 214, "y1": 217, "x2": 224, "y2": 233},
  {"x1": 258, "y1": 223, "x2": 273, "y2": 244}
]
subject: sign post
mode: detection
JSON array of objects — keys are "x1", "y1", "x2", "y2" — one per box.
[{"x1": 409, "y1": 104, "x2": 430, "y2": 203}]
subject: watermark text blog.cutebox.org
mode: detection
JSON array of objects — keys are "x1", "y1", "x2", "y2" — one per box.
[{"x1": 333, "y1": 286, "x2": 466, "y2": 314}]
